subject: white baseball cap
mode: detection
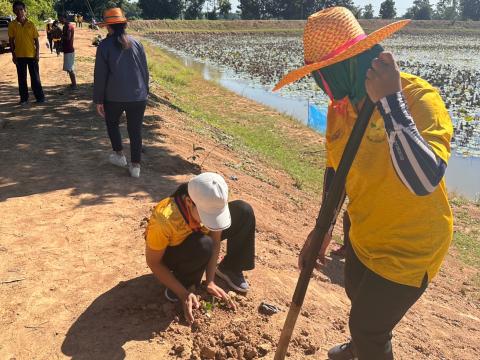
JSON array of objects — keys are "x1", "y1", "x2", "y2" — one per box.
[{"x1": 188, "y1": 172, "x2": 231, "y2": 231}]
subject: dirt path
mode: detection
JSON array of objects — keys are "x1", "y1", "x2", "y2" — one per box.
[{"x1": 0, "y1": 28, "x2": 479, "y2": 360}]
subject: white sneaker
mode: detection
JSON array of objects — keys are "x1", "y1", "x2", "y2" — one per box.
[
  {"x1": 109, "y1": 153, "x2": 127, "y2": 168},
  {"x1": 129, "y1": 165, "x2": 140, "y2": 178}
]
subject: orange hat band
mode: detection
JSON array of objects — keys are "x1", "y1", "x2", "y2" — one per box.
[{"x1": 104, "y1": 15, "x2": 125, "y2": 21}]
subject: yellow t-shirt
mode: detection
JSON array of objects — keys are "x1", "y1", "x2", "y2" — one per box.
[
  {"x1": 145, "y1": 197, "x2": 209, "y2": 251},
  {"x1": 326, "y1": 73, "x2": 453, "y2": 287},
  {"x1": 8, "y1": 19, "x2": 39, "y2": 58}
]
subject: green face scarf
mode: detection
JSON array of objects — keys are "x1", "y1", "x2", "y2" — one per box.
[{"x1": 312, "y1": 44, "x2": 384, "y2": 105}]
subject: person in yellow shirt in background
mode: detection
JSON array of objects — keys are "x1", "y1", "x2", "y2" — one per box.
[
  {"x1": 145, "y1": 173, "x2": 256, "y2": 324},
  {"x1": 275, "y1": 7, "x2": 453, "y2": 360},
  {"x1": 8, "y1": 1, "x2": 45, "y2": 105}
]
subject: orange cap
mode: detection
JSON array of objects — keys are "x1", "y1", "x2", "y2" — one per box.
[{"x1": 99, "y1": 7, "x2": 127, "y2": 27}]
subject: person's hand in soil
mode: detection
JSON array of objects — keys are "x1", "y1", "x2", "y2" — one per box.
[
  {"x1": 182, "y1": 292, "x2": 200, "y2": 325},
  {"x1": 365, "y1": 51, "x2": 402, "y2": 103},
  {"x1": 207, "y1": 282, "x2": 237, "y2": 311},
  {"x1": 298, "y1": 228, "x2": 332, "y2": 270}
]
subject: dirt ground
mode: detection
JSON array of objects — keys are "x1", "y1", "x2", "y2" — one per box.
[{"x1": 0, "y1": 28, "x2": 479, "y2": 360}]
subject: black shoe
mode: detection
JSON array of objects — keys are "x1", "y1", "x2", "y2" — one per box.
[
  {"x1": 35, "y1": 98, "x2": 46, "y2": 103},
  {"x1": 164, "y1": 288, "x2": 179, "y2": 303},
  {"x1": 216, "y1": 265, "x2": 249, "y2": 293},
  {"x1": 328, "y1": 341, "x2": 358, "y2": 360},
  {"x1": 18, "y1": 100, "x2": 28, "y2": 106}
]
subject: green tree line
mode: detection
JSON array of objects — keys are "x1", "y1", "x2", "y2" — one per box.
[
  {"x1": 0, "y1": 0, "x2": 56, "y2": 23},
  {"x1": 237, "y1": 0, "x2": 479, "y2": 20},
  {"x1": 1, "y1": 0, "x2": 479, "y2": 22}
]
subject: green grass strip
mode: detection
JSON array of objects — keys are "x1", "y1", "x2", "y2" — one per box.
[
  {"x1": 453, "y1": 231, "x2": 480, "y2": 268},
  {"x1": 144, "y1": 42, "x2": 325, "y2": 195}
]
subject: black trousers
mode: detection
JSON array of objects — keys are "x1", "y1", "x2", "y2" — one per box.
[
  {"x1": 104, "y1": 101, "x2": 146, "y2": 163},
  {"x1": 345, "y1": 243, "x2": 428, "y2": 360},
  {"x1": 163, "y1": 200, "x2": 256, "y2": 288},
  {"x1": 47, "y1": 36, "x2": 53, "y2": 53},
  {"x1": 15, "y1": 58, "x2": 45, "y2": 102},
  {"x1": 342, "y1": 211, "x2": 351, "y2": 247}
]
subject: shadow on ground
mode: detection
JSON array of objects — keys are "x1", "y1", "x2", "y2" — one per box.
[
  {"x1": 61, "y1": 274, "x2": 173, "y2": 360},
  {"x1": 321, "y1": 255, "x2": 345, "y2": 288},
  {"x1": 0, "y1": 81, "x2": 200, "y2": 205}
]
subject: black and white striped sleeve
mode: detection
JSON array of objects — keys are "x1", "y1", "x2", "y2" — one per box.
[{"x1": 376, "y1": 92, "x2": 447, "y2": 196}]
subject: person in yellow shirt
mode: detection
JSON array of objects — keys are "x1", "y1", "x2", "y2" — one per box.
[
  {"x1": 145, "y1": 173, "x2": 256, "y2": 324},
  {"x1": 8, "y1": 1, "x2": 45, "y2": 105},
  {"x1": 275, "y1": 7, "x2": 453, "y2": 360}
]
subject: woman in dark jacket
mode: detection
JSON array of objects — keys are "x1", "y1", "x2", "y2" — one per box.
[{"x1": 93, "y1": 8, "x2": 149, "y2": 178}]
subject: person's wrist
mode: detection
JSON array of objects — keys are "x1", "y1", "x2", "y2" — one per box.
[
  {"x1": 376, "y1": 91, "x2": 404, "y2": 114},
  {"x1": 179, "y1": 289, "x2": 190, "y2": 301}
]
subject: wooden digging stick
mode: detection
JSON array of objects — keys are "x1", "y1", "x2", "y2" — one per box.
[{"x1": 274, "y1": 97, "x2": 375, "y2": 360}]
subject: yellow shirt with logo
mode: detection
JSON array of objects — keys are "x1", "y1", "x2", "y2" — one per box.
[
  {"x1": 145, "y1": 197, "x2": 209, "y2": 251},
  {"x1": 326, "y1": 73, "x2": 453, "y2": 287},
  {"x1": 8, "y1": 19, "x2": 39, "y2": 58}
]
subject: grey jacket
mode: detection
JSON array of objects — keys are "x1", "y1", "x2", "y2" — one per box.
[{"x1": 93, "y1": 35, "x2": 149, "y2": 104}]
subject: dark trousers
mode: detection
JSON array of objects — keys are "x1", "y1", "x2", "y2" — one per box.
[
  {"x1": 163, "y1": 200, "x2": 256, "y2": 288},
  {"x1": 345, "y1": 243, "x2": 428, "y2": 360},
  {"x1": 15, "y1": 58, "x2": 45, "y2": 102},
  {"x1": 47, "y1": 36, "x2": 53, "y2": 53},
  {"x1": 343, "y1": 211, "x2": 351, "y2": 248},
  {"x1": 104, "y1": 101, "x2": 146, "y2": 163}
]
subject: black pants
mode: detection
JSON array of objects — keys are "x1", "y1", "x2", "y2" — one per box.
[
  {"x1": 47, "y1": 36, "x2": 53, "y2": 53},
  {"x1": 54, "y1": 40, "x2": 61, "y2": 55},
  {"x1": 104, "y1": 101, "x2": 146, "y2": 163},
  {"x1": 342, "y1": 211, "x2": 351, "y2": 248},
  {"x1": 163, "y1": 200, "x2": 256, "y2": 288},
  {"x1": 345, "y1": 243, "x2": 428, "y2": 360},
  {"x1": 15, "y1": 58, "x2": 45, "y2": 102}
]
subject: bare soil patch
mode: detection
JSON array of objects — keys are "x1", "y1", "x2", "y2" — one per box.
[{"x1": 0, "y1": 27, "x2": 478, "y2": 360}]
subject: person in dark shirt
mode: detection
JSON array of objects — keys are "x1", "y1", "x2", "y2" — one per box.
[
  {"x1": 93, "y1": 7, "x2": 149, "y2": 178},
  {"x1": 51, "y1": 21, "x2": 62, "y2": 56},
  {"x1": 58, "y1": 13, "x2": 76, "y2": 88},
  {"x1": 45, "y1": 19, "x2": 54, "y2": 54}
]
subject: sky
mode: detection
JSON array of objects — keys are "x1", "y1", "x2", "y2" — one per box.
[{"x1": 229, "y1": 1, "x2": 440, "y2": 17}]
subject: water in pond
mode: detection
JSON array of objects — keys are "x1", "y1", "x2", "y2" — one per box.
[{"x1": 156, "y1": 43, "x2": 479, "y2": 201}]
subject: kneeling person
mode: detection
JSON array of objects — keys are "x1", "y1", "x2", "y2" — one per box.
[{"x1": 145, "y1": 172, "x2": 255, "y2": 323}]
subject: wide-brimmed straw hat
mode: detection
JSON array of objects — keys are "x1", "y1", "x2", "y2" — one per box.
[
  {"x1": 99, "y1": 7, "x2": 127, "y2": 27},
  {"x1": 273, "y1": 7, "x2": 410, "y2": 91}
]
